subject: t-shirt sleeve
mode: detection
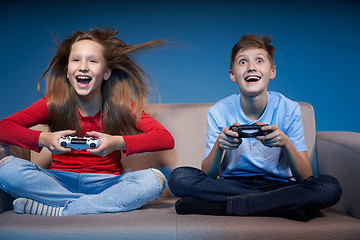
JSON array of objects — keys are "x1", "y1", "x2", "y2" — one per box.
[
  {"x1": 204, "y1": 108, "x2": 222, "y2": 158},
  {"x1": 284, "y1": 103, "x2": 308, "y2": 152}
]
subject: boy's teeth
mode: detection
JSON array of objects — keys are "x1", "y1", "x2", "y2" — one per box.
[{"x1": 245, "y1": 76, "x2": 261, "y2": 82}]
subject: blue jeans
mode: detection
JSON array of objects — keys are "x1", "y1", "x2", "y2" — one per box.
[
  {"x1": 168, "y1": 167, "x2": 342, "y2": 216},
  {"x1": 0, "y1": 156, "x2": 164, "y2": 215}
]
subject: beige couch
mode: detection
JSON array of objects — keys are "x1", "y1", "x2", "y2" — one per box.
[{"x1": 1, "y1": 102, "x2": 360, "y2": 239}]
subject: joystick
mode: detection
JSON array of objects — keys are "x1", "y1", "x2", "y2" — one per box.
[
  {"x1": 229, "y1": 124, "x2": 270, "y2": 138},
  {"x1": 59, "y1": 135, "x2": 100, "y2": 150}
]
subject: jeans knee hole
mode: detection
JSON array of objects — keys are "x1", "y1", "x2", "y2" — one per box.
[
  {"x1": 0, "y1": 156, "x2": 12, "y2": 166},
  {"x1": 152, "y1": 169, "x2": 165, "y2": 189}
]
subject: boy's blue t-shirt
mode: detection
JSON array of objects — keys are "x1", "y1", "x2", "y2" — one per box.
[{"x1": 205, "y1": 91, "x2": 307, "y2": 182}]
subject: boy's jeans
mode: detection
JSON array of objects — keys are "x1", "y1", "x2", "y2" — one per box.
[
  {"x1": 0, "y1": 156, "x2": 164, "y2": 215},
  {"x1": 168, "y1": 167, "x2": 342, "y2": 216}
]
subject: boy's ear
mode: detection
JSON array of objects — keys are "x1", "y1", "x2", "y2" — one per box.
[
  {"x1": 229, "y1": 69, "x2": 236, "y2": 82},
  {"x1": 270, "y1": 65, "x2": 276, "y2": 79}
]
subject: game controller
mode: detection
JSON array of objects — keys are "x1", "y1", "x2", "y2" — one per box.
[
  {"x1": 59, "y1": 135, "x2": 100, "y2": 150},
  {"x1": 229, "y1": 124, "x2": 271, "y2": 138}
]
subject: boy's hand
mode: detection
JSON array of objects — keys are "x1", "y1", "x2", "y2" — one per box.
[
  {"x1": 39, "y1": 130, "x2": 76, "y2": 155},
  {"x1": 86, "y1": 131, "x2": 125, "y2": 157},
  {"x1": 217, "y1": 123, "x2": 243, "y2": 151},
  {"x1": 255, "y1": 122, "x2": 290, "y2": 148}
]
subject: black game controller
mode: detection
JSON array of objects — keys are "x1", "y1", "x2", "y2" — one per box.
[{"x1": 229, "y1": 124, "x2": 271, "y2": 138}]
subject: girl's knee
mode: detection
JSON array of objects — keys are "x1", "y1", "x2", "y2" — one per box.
[
  {"x1": 0, "y1": 155, "x2": 13, "y2": 166},
  {"x1": 0, "y1": 156, "x2": 34, "y2": 169},
  {"x1": 0, "y1": 157, "x2": 39, "y2": 187},
  {"x1": 0, "y1": 156, "x2": 25, "y2": 171},
  {"x1": 151, "y1": 168, "x2": 166, "y2": 189}
]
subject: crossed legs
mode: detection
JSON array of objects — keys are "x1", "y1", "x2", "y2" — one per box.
[{"x1": 0, "y1": 156, "x2": 165, "y2": 216}]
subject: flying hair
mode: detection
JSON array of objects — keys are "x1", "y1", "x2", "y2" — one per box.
[{"x1": 38, "y1": 27, "x2": 164, "y2": 136}]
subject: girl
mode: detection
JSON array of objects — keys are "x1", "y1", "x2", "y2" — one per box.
[{"x1": 0, "y1": 27, "x2": 174, "y2": 216}]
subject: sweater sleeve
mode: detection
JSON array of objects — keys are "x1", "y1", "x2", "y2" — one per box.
[
  {"x1": 0, "y1": 98, "x2": 48, "y2": 152},
  {"x1": 122, "y1": 112, "x2": 174, "y2": 156}
]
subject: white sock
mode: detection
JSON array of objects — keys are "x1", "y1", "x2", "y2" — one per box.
[{"x1": 13, "y1": 198, "x2": 63, "y2": 216}]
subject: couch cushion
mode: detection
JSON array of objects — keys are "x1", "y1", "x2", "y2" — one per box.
[
  {"x1": 0, "y1": 198, "x2": 359, "y2": 240},
  {"x1": 122, "y1": 103, "x2": 214, "y2": 172}
]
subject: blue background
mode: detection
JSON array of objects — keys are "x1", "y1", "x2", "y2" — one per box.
[{"x1": 1, "y1": 0, "x2": 359, "y2": 133}]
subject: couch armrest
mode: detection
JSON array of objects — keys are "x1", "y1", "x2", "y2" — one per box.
[{"x1": 316, "y1": 131, "x2": 360, "y2": 219}]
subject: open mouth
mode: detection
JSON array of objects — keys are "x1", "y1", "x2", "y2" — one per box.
[
  {"x1": 76, "y1": 76, "x2": 92, "y2": 85},
  {"x1": 244, "y1": 76, "x2": 261, "y2": 83}
]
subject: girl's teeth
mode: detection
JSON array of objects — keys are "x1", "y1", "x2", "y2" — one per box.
[{"x1": 76, "y1": 76, "x2": 92, "y2": 84}]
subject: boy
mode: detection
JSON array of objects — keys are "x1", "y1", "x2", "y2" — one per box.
[{"x1": 168, "y1": 34, "x2": 342, "y2": 221}]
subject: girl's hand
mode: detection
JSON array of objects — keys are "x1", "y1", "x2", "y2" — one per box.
[
  {"x1": 86, "y1": 131, "x2": 126, "y2": 157},
  {"x1": 217, "y1": 123, "x2": 242, "y2": 151},
  {"x1": 256, "y1": 122, "x2": 290, "y2": 148},
  {"x1": 39, "y1": 130, "x2": 76, "y2": 155}
]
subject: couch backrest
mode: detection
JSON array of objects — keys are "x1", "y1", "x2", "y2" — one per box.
[{"x1": 29, "y1": 102, "x2": 317, "y2": 176}]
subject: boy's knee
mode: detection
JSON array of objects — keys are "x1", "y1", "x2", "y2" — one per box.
[
  {"x1": 306, "y1": 175, "x2": 342, "y2": 207},
  {"x1": 169, "y1": 167, "x2": 202, "y2": 180},
  {"x1": 168, "y1": 167, "x2": 204, "y2": 197},
  {"x1": 168, "y1": 167, "x2": 194, "y2": 188},
  {"x1": 323, "y1": 175, "x2": 342, "y2": 204},
  {"x1": 313, "y1": 175, "x2": 341, "y2": 191}
]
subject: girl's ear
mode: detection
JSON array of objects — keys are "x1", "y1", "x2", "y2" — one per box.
[{"x1": 104, "y1": 69, "x2": 112, "y2": 81}]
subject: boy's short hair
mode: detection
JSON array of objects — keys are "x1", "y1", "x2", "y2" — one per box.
[{"x1": 230, "y1": 34, "x2": 276, "y2": 69}]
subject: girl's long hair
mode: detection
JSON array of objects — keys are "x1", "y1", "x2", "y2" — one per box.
[{"x1": 38, "y1": 28, "x2": 163, "y2": 136}]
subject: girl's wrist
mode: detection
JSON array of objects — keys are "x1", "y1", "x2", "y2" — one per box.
[
  {"x1": 112, "y1": 135, "x2": 126, "y2": 151},
  {"x1": 38, "y1": 132, "x2": 51, "y2": 148}
]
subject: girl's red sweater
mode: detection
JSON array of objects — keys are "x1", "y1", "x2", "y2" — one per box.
[{"x1": 0, "y1": 98, "x2": 174, "y2": 175}]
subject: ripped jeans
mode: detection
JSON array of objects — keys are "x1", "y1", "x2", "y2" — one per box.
[{"x1": 0, "y1": 156, "x2": 165, "y2": 215}]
